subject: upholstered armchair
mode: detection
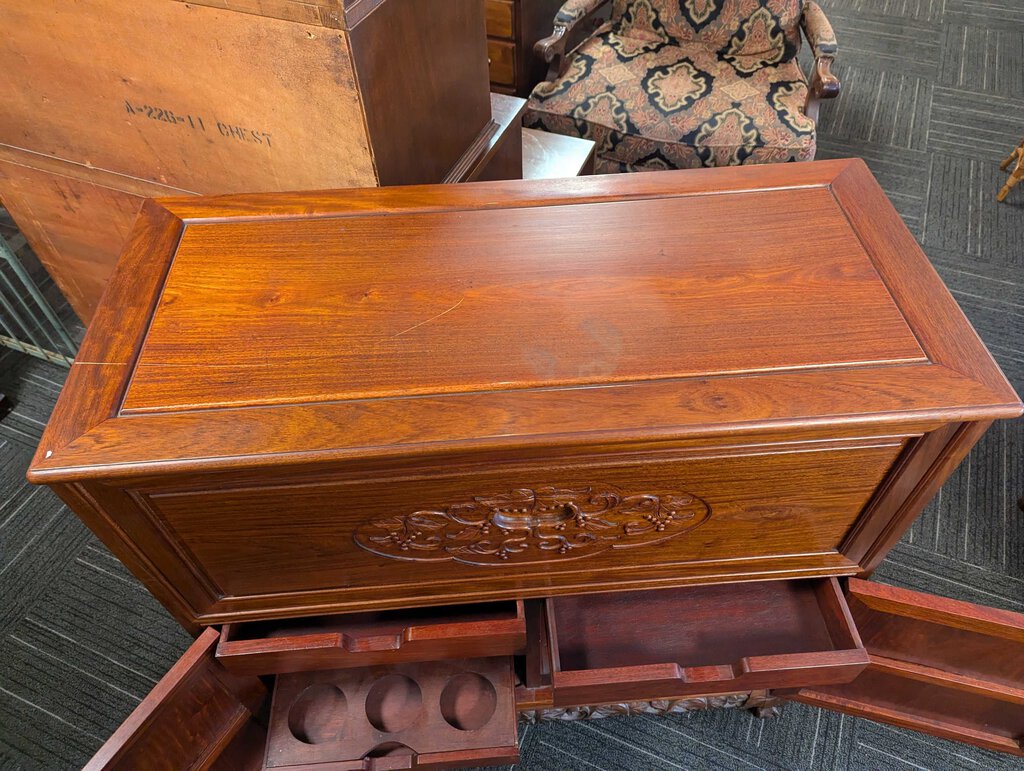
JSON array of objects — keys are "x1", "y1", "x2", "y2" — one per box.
[{"x1": 524, "y1": 0, "x2": 840, "y2": 172}]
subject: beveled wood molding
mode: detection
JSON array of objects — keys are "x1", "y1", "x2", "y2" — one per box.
[
  {"x1": 26, "y1": 201, "x2": 185, "y2": 474},
  {"x1": 828, "y1": 160, "x2": 1019, "y2": 405}
]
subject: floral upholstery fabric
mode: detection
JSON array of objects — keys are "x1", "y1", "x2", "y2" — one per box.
[
  {"x1": 555, "y1": 0, "x2": 609, "y2": 24},
  {"x1": 525, "y1": 0, "x2": 822, "y2": 171}
]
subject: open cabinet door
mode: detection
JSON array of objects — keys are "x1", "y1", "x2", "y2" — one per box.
[
  {"x1": 84, "y1": 628, "x2": 267, "y2": 770},
  {"x1": 798, "y1": 578, "x2": 1024, "y2": 756}
]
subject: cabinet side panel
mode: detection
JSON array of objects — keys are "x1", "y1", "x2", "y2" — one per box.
[
  {"x1": 350, "y1": 0, "x2": 491, "y2": 185},
  {"x1": 54, "y1": 483, "x2": 213, "y2": 633},
  {"x1": 842, "y1": 421, "x2": 991, "y2": 573}
]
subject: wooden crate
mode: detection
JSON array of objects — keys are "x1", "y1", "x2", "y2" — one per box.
[{"x1": 0, "y1": 0, "x2": 492, "y2": 320}]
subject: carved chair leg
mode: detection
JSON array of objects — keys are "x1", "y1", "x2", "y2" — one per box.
[
  {"x1": 997, "y1": 169, "x2": 1023, "y2": 202},
  {"x1": 1000, "y1": 145, "x2": 1022, "y2": 171}
]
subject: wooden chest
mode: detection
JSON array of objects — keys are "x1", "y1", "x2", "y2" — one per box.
[
  {"x1": 28, "y1": 160, "x2": 1024, "y2": 764},
  {"x1": 0, "y1": 0, "x2": 492, "y2": 321},
  {"x1": 28, "y1": 159, "x2": 1022, "y2": 629}
]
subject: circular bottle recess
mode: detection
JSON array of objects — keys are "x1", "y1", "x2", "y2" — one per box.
[
  {"x1": 365, "y1": 674, "x2": 424, "y2": 733},
  {"x1": 288, "y1": 684, "x2": 347, "y2": 744},
  {"x1": 365, "y1": 741, "x2": 415, "y2": 759},
  {"x1": 439, "y1": 672, "x2": 497, "y2": 731}
]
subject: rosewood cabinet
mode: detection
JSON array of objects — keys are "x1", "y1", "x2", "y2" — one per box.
[{"x1": 28, "y1": 160, "x2": 1024, "y2": 765}]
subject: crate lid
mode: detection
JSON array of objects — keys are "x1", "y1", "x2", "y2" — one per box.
[{"x1": 28, "y1": 160, "x2": 1021, "y2": 481}]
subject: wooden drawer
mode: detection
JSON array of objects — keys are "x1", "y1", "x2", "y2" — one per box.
[
  {"x1": 543, "y1": 579, "x2": 868, "y2": 706},
  {"x1": 485, "y1": 0, "x2": 514, "y2": 38},
  {"x1": 265, "y1": 658, "x2": 518, "y2": 768},
  {"x1": 488, "y1": 39, "x2": 516, "y2": 86},
  {"x1": 216, "y1": 601, "x2": 526, "y2": 675}
]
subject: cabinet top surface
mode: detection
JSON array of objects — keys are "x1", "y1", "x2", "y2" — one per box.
[{"x1": 30, "y1": 160, "x2": 1021, "y2": 480}]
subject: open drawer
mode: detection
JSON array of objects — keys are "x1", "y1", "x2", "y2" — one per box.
[
  {"x1": 265, "y1": 658, "x2": 518, "y2": 769},
  {"x1": 217, "y1": 601, "x2": 526, "y2": 676},
  {"x1": 544, "y1": 578, "x2": 869, "y2": 706},
  {"x1": 86, "y1": 630, "x2": 519, "y2": 770},
  {"x1": 799, "y1": 578, "x2": 1024, "y2": 757}
]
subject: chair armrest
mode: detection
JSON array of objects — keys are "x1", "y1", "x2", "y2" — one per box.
[
  {"x1": 534, "y1": 0, "x2": 611, "y2": 82},
  {"x1": 801, "y1": 0, "x2": 838, "y2": 61},
  {"x1": 801, "y1": 1, "x2": 840, "y2": 120}
]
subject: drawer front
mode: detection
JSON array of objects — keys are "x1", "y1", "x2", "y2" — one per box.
[
  {"x1": 132, "y1": 437, "x2": 906, "y2": 621},
  {"x1": 485, "y1": 0, "x2": 514, "y2": 38},
  {"x1": 488, "y1": 39, "x2": 516, "y2": 87},
  {"x1": 546, "y1": 579, "x2": 868, "y2": 706},
  {"x1": 217, "y1": 601, "x2": 527, "y2": 675}
]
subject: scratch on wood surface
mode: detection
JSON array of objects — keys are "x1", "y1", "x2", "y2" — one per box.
[{"x1": 393, "y1": 297, "x2": 465, "y2": 338}]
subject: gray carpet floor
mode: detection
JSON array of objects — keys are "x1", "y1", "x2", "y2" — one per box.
[{"x1": 1, "y1": 0, "x2": 1023, "y2": 767}]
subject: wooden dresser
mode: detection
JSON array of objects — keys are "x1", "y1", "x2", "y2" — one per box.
[
  {"x1": 487, "y1": 0, "x2": 563, "y2": 95},
  {"x1": 28, "y1": 161, "x2": 1024, "y2": 766}
]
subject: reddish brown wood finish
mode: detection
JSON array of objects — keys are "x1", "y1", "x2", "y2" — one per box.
[
  {"x1": 217, "y1": 601, "x2": 526, "y2": 675},
  {"x1": 84, "y1": 629, "x2": 265, "y2": 770},
  {"x1": 27, "y1": 160, "x2": 1022, "y2": 628},
  {"x1": 544, "y1": 578, "x2": 868, "y2": 705},
  {"x1": 265, "y1": 658, "x2": 519, "y2": 768},
  {"x1": 798, "y1": 579, "x2": 1024, "y2": 756}
]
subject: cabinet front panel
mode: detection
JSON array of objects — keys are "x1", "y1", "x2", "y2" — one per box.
[{"x1": 139, "y1": 439, "x2": 905, "y2": 611}]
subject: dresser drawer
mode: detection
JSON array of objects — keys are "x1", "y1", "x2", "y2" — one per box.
[
  {"x1": 543, "y1": 578, "x2": 868, "y2": 706},
  {"x1": 485, "y1": 0, "x2": 514, "y2": 38},
  {"x1": 216, "y1": 601, "x2": 526, "y2": 675},
  {"x1": 488, "y1": 39, "x2": 516, "y2": 86},
  {"x1": 264, "y1": 658, "x2": 519, "y2": 768}
]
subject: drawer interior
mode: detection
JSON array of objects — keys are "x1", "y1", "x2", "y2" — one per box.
[
  {"x1": 553, "y1": 581, "x2": 847, "y2": 669},
  {"x1": 546, "y1": 579, "x2": 867, "y2": 704}
]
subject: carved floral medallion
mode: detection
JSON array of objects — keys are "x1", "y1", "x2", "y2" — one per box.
[{"x1": 353, "y1": 485, "x2": 711, "y2": 565}]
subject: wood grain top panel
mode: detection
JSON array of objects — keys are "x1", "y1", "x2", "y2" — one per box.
[
  {"x1": 121, "y1": 186, "x2": 925, "y2": 412},
  {"x1": 28, "y1": 160, "x2": 1021, "y2": 481}
]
